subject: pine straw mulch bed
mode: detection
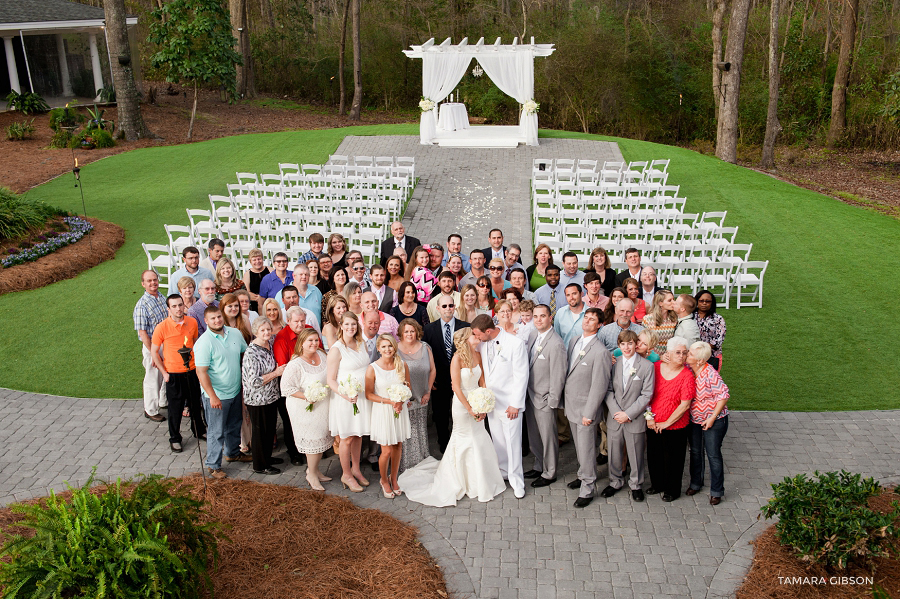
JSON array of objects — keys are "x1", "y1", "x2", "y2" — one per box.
[
  {"x1": 0, "y1": 475, "x2": 449, "y2": 599},
  {"x1": 0, "y1": 217, "x2": 124, "y2": 295},
  {"x1": 736, "y1": 488, "x2": 900, "y2": 599}
]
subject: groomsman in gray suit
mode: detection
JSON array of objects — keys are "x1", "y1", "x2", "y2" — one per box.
[
  {"x1": 525, "y1": 304, "x2": 567, "y2": 488},
  {"x1": 600, "y1": 330, "x2": 655, "y2": 502},
  {"x1": 563, "y1": 308, "x2": 612, "y2": 508}
]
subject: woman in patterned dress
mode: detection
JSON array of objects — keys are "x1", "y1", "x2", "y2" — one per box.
[
  {"x1": 641, "y1": 290, "x2": 678, "y2": 355},
  {"x1": 693, "y1": 290, "x2": 726, "y2": 371},
  {"x1": 405, "y1": 246, "x2": 437, "y2": 304},
  {"x1": 396, "y1": 318, "x2": 436, "y2": 473},
  {"x1": 241, "y1": 318, "x2": 286, "y2": 475}
]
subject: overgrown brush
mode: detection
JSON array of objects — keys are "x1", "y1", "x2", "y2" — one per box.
[{"x1": 0, "y1": 189, "x2": 65, "y2": 241}]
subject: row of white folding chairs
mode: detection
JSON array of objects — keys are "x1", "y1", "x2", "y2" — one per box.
[
  {"x1": 532, "y1": 159, "x2": 669, "y2": 184},
  {"x1": 534, "y1": 196, "x2": 689, "y2": 220},
  {"x1": 229, "y1": 172, "x2": 412, "y2": 198},
  {"x1": 189, "y1": 205, "x2": 393, "y2": 235},
  {"x1": 533, "y1": 169, "x2": 669, "y2": 187},
  {"x1": 532, "y1": 181, "x2": 680, "y2": 204},
  {"x1": 211, "y1": 192, "x2": 404, "y2": 225},
  {"x1": 534, "y1": 216, "x2": 731, "y2": 244},
  {"x1": 539, "y1": 234, "x2": 750, "y2": 266}
]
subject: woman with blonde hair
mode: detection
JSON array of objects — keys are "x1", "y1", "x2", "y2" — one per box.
[
  {"x1": 526, "y1": 243, "x2": 555, "y2": 290},
  {"x1": 396, "y1": 318, "x2": 436, "y2": 472},
  {"x1": 220, "y1": 293, "x2": 252, "y2": 343},
  {"x1": 214, "y1": 257, "x2": 245, "y2": 300},
  {"x1": 342, "y1": 280, "x2": 364, "y2": 316},
  {"x1": 177, "y1": 276, "x2": 196, "y2": 311},
  {"x1": 241, "y1": 248, "x2": 270, "y2": 312},
  {"x1": 641, "y1": 290, "x2": 678, "y2": 355},
  {"x1": 322, "y1": 294, "x2": 349, "y2": 351},
  {"x1": 328, "y1": 233, "x2": 348, "y2": 271},
  {"x1": 456, "y1": 284, "x2": 479, "y2": 323},
  {"x1": 282, "y1": 328, "x2": 334, "y2": 491},
  {"x1": 365, "y1": 334, "x2": 412, "y2": 498},
  {"x1": 398, "y1": 327, "x2": 506, "y2": 506},
  {"x1": 326, "y1": 312, "x2": 372, "y2": 492},
  {"x1": 262, "y1": 298, "x2": 285, "y2": 336}
]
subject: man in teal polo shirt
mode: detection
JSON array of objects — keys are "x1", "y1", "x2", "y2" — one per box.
[{"x1": 194, "y1": 305, "x2": 249, "y2": 479}]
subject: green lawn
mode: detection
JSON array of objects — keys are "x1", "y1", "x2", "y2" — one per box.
[{"x1": 1, "y1": 125, "x2": 897, "y2": 410}]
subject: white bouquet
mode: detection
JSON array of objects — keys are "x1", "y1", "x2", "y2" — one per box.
[
  {"x1": 303, "y1": 380, "x2": 328, "y2": 412},
  {"x1": 419, "y1": 98, "x2": 436, "y2": 112},
  {"x1": 338, "y1": 374, "x2": 363, "y2": 415},
  {"x1": 386, "y1": 384, "x2": 412, "y2": 419},
  {"x1": 523, "y1": 99, "x2": 540, "y2": 114},
  {"x1": 467, "y1": 387, "x2": 496, "y2": 419}
]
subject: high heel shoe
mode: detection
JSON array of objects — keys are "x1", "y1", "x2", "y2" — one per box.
[
  {"x1": 353, "y1": 473, "x2": 370, "y2": 487},
  {"x1": 317, "y1": 473, "x2": 333, "y2": 482},
  {"x1": 341, "y1": 476, "x2": 364, "y2": 492},
  {"x1": 391, "y1": 483, "x2": 403, "y2": 496},
  {"x1": 307, "y1": 475, "x2": 325, "y2": 492},
  {"x1": 381, "y1": 481, "x2": 395, "y2": 499}
]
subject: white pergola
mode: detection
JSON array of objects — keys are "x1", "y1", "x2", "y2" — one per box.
[{"x1": 404, "y1": 37, "x2": 555, "y2": 147}]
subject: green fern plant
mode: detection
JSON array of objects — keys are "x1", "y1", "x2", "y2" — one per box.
[{"x1": 0, "y1": 471, "x2": 219, "y2": 599}]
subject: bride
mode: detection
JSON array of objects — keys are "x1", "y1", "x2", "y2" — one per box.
[{"x1": 399, "y1": 328, "x2": 506, "y2": 506}]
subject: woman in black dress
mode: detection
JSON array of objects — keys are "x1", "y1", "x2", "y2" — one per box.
[
  {"x1": 242, "y1": 248, "x2": 271, "y2": 313},
  {"x1": 583, "y1": 246, "x2": 617, "y2": 297}
]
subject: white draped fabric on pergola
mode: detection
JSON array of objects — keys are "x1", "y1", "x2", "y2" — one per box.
[{"x1": 403, "y1": 37, "x2": 555, "y2": 146}]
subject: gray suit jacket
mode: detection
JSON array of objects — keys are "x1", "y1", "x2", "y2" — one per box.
[
  {"x1": 527, "y1": 329, "x2": 567, "y2": 410},
  {"x1": 563, "y1": 336, "x2": 612, "y2": 422},
  {"x1": 605, "y1": 355, "x2": 654, "y2": 433}
]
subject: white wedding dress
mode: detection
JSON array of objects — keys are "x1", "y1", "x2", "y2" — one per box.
[{"x1": 398, "y1": 365, "x2": 506, "y2": 506}]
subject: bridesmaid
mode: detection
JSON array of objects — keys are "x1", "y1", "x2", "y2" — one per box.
[
  {"x1": 397, "y1": 318, "x2": 436, "y2": 473},
  {"x1": 282, "y1": 329, "x2": 334, "y2": 491},
  {"x1": 365, "y1": 335, "x2": 412, "y2": 498},
  {"x1": 326, "y1": 312, "x2": 372, "y2": 492}
]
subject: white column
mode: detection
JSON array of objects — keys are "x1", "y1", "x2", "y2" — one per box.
[
  {"x1": 56, "y1": 34, "x2": 73, "y2": 96},
  {"x1": 88, "y1": 33, "x2": 104, "y2": 99},
  {"x1": 3, "y1": 37, "x2": 20, "y2": 94}
]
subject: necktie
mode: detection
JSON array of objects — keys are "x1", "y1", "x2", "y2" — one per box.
[
  {"x1": 549, "y1": 289, "x2": 557, "y2": 316},
  {"x1": 444, "y1": 322, "x2": 453, "y2": 360}
]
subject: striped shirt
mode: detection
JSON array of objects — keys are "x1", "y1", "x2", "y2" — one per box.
[{"x1": 690, "y1": 364, "x2": 730, "y2": 423}]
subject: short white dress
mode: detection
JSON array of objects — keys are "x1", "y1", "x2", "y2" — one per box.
[
  {"x1": 368, "y1": 362, "x2": 411, "y2": 446},
  {"x1": 281, "y1": 352, "x2": 333, "y2": 454},
  {"x1": 328, "y1": 341, "x2": 372, "y2": 438}
]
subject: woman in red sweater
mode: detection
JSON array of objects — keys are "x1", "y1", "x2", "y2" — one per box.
[{"x1": 645, "y1": 336, "x2": 694, "y2": 502}]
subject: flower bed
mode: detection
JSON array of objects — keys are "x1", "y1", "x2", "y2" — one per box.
[{"x1": 1, "y1": 217, "x2": 93, "y2": 268}]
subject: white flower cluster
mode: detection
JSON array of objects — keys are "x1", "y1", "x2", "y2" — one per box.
[
  {"x1": 523, "y1": 99, "x2": 540, "y2": 114},
  {"x1": 468, "y1": 387, "x2": 496, "y2": 416},
  {"x1": 387, "y1": 384, "x2": 412, "y2": 405},
  {"x1": 419, "y1": 98, "x2": 436, "y2": 112},
  {"x1": 338, "y1": 374, "x2": 362, "y2": 400},
  {"x1": 303, "y1": 380, "x2": 329, "y2": 411}
]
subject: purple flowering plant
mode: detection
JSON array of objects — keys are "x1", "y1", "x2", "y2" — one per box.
[{"x1": 1, "y1": 217, "x2": 93, "y2": 268}]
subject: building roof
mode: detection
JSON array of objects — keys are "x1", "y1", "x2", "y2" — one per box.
[{"x1": 0, "y1": 0, "x2": 106, "y2": 25}]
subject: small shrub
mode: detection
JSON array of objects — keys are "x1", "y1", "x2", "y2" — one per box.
[
  {"x1": 98, "y1": 84, "x2": 116, "y2": 103},
  {"x1": 49, "y1": 129, "x2": 73, "y2": 149},
  {"x1": 48, "y1": 103, "x2": 85, "y2": 132},
  {"x1": 0, "y1": 472, "x2": 218, "y2": 599},
  {"x1": 761, "y1": 470, "x2": 900, "y2": 569},
  {"x1": 5, "y1": 119, "x2": 35, "y2": 141},
  {"x1": 5, "y1": 91, "x2": 49, "y2": 114},
  {"x1": 70, "y1": 128, "x2": 115, "y2": 149},
  {"x1": 0, "y1": 187, "x2": 65, "y2": 240}
]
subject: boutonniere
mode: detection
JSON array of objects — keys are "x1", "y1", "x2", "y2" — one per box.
[
  {"x1": 628, "y1": 367, "x2": 638, "y2": 377},
  {"x1": 495, "y1": 341, "x2": 503, "y2": 354},
  {"x1": 578, "y1": 350, "x2": 586, "y2": 358},
  {"x1": 643, "y1": 409, "x2": 655, "y2": 421},
  {"x1": 535, "y1": 345, "x2": 543, "y2": 353}
]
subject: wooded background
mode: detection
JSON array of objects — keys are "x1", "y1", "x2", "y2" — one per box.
[{"x1": 83, "y1": 0, "x2": 900, "y2": 149}]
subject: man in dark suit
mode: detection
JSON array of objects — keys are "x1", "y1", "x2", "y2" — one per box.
[
  {"x1": 614, "y1": 247, "x2": 644, "y2": 287},
  {"x1": 481, "y1": 228, "x2": 507, "y2": 262},
  {"x1": 380, "y1": 221, "x2": 421, "y2": 266},
  {"x1": 422, "y1": 293, "x2": 469, "y2": 453},
  {"x1": 639, "y1": 266, "x2": 662, "y2": 305}
]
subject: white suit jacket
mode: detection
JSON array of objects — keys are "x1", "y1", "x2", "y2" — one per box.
[{"x1": 479, "y1": 329, "x2": 529, "y2": 411}]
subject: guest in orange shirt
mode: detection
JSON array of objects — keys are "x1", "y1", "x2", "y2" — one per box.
[{"x1": 150, "y1": 294, "x2": 206, "y2": 452}]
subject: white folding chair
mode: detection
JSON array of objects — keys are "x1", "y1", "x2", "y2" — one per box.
[
  {"x1": 236, "y1": 172, "x2": 258, "y2": 185},
  {"x1": 733, "y1": 260, "x2": 768, "y2": 308},
  {"x1": 328, "y1": 154, "x2": 349, "y2": 166},
  {"x1": 143, "y1": 243, "x2": 173, "y2": 287},
  {"x1": 668, "y1": 261, "x2": 703, "y2": 295},
  {"x1": 164, "y1": 224, "x2": 194, "y2": 257},
  {"x1": 701, "y1": 261, "x2": 735, "y2": 309}
]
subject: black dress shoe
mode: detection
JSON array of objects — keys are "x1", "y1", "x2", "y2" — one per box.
[
  {"x1": 291, "y1": 456, "x2": 306, "y2": 466},
  {"x1": 270, "y1": 457, "x2": 284, "y2": 465},
  {"x1": 523, "y1": 469, "x2": 542, "y2": 479},
  {"x1": 645, "y1": 487, "x2": 660, "y2": 495},
  {"x1": 599, "y1": 485, "x2": 620, "y2": 498},
  {"x1": 253, "y1": 467, "x2": 281, "y2": 475},
  {"x1": 596, "y1": 453, "x2": 608, "y2": 465},
  {"x1": 632, "y1": 489, "x2": 645, "y2": 502},
  {"x1": 709, "y1": 496, "x2": 722, "y2": 506},
  {"x1": 661, "y1": 493, "x2": 677, "y2": 502},
  {"x1": 573, "y1": 496, "x2": 593, "y2": 508},
  {"x1": 685, "y1": 488, "x2": 699, "y2": 496},
  {"x1": 567, "y1": 479, "x2": 582, "y2": 489},
  {"x1": 531, "y1": 477, "x2": 556, "y2": 488}
]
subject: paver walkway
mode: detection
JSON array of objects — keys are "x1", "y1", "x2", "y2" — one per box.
[{"x1": 2, "y1": 137, "x2": 899, "y2": 599}]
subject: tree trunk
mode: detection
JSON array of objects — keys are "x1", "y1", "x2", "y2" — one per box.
[
  {"x1": 821, "y1": 0, "x2": 832, "y2": 86},
  {"x1": 826, "y1": 0, "x2": 859, "y2": 146},
  {"x1": 349, "y1": 0, "x2": 362, "y2": 121},
  {"x1": 711, "y1": 0, "x2": 727, "y2": 124},
  {"x1": 778, "y1": 0, "x2": 793, "y2": 69},
  {"x1": 761, "y1": 0, "x2": 783, "y2": 170},
  {"x1": 188, "y1": 80, "x2": 198, "y2": 141},
  {"x1": 338, "y1": 0, "x2": 350, "y2": 115},
  {"x1": 715, "y1": 0, "x2": 752, "y2": 163},
  {"x1": 102, "y1": 0, "x2": 151, "y2": 140},
  {"x1": 260, "y1": 0, "x2": 275, "y2": 28},
  {"x1": 230, "y1": 0, "x2": 255, "y2": 99}
]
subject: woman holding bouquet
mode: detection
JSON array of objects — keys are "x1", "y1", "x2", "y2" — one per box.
[
  {"x1": 282, "y1": 329, "x2": 334, "y2": 491},
  {"x1": 398, "y1": 328, "x2": 506, "y2": 506},
  {"x1": 326, "y1": 312, "x2": 372, "y2": 492},
  {"x1": 365, "y1": 335, "x2": 412, "y2": 498}
]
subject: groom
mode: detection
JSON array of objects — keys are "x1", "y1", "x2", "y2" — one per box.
[{"x1": 470, "y1": 315, "x2": 529, "y2": 499}]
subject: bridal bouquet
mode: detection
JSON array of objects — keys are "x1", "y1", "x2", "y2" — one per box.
[
  {"x1": 338, "y1": 374, "x2": 363, "y2": 415},
  {"x1": 419, "y1": 98, "x2": 436, "y2": 112},
  {"x1": 523, "y1": 99, "x2": 540, "y2": 114},
  {"x1": 467, "y1": 387, "x2": 496, "y2": 419},
  {"x1": 303, "y1": 380, "x2": 328, "y2": 412},
  {"x1": 386, "y1": 384, "x2": 412, "y2": 418}
]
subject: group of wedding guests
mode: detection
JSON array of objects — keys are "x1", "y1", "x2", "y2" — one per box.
[{"x1": 132, "y1": 221, "x2": 730, "y2": 505}]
